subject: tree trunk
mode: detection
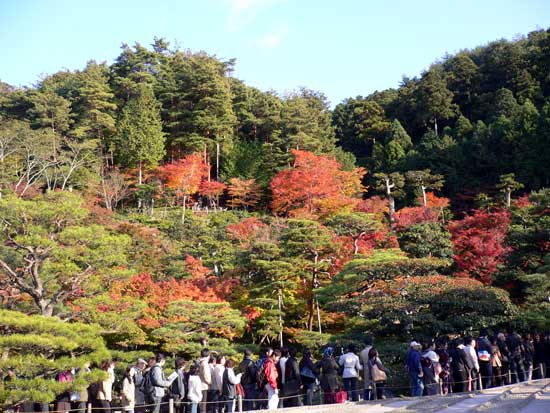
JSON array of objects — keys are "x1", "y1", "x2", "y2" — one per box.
[
  {"x1": 506, "y1": 190, "x2": 511, "y2": 208},
  {"x1": 216, "y1": 142, "x2": 220, "y2": 181},
  {"x1": 137, "y1": 161, "x2": 143, "y2": 212},
  {"x1": 182, "y1": 195, "x2": 187, "y2": 224},
  {"x1": 278, "y1": 288, "x2": 283, "y2": 348},
  {"x1": 422, "y1": 185, "x2": 427, "y2": 207},
  {"x1": 316, "y1": 296, "x2": 322, "y2": 334},
  {"x1": 434, "y1": 117, "x2": 438, "y2": 136}
]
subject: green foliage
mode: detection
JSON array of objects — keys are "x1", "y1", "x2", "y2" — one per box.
[
  {"x1": 397, "y1": 222, "x2": 454, "y2": 259},
  {"x1": 0, "y1": 309, "x2": 109, "y2": 404}
]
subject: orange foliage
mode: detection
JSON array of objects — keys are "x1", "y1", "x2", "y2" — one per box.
[
  {"x1": 355, "y1": 196, "x2": 389, "y2": 216},
  {"x1": 199, "y1": 180, "x2": 227, "y2": 198},
  {"x1": 393, "y1": 206, "x2": 440, "y2": 230},
  {"x1": 423, "y1": 192, "x2": 450, "y2": 209},
  {"x1": 270, "y1": 150, "x2": 366, "y2": 218},
  {"x1": 227, "y1": 178, "x2": 262, "y2": 210},
  {"x1": 158, "y1": 153, "x2": 208, "y2": 197},
  {"x1": 226, "y1": 217, "x2": 269, "y2": 248}
]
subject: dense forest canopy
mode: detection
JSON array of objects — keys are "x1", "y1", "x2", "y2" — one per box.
[{"x1": 0, "y1": 29, "x2": 549, "y2": 403}]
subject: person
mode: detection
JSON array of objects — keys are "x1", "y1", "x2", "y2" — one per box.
[
  {"x1": 505, "y1": 329, "x2": 525, "y2": 383},
  {"x1": 490, "y1": 336, "x2": 504, "y2": 387},
  {"x1": 187, "y1": 365, "x2": 203, "y2": 413},
  {"x1": 339, "y1": 344, "x2": 362, "y2": 401},
  {"x1": 238, "y1": 349, "x2": 256, "y2": 412},
  {"x1": 122, "y1": 367, "x2": 136, "y2": 413},
  {"x1": 150, "y1": 353, "x2": 177, "y2": 413},
  {"x1": 198, "y1": 349, "x2": 212, "y2": 413},
  {"x1": 284, "y1": 347, "x2": 302, "y2": 407},
  {"x1": 315, "y1": 347, "x2": 339, "y2": 404},
  {"x1": 170, "y1": 358, "x2": 187, "y2": 413},
  {"x1": 421, "y1": 341, "x2": 440, "y2": 395},
  {"x1": 134, "y1": 358, "x2": 148, "y2": 413},
  {"x1": 299, "y1": 348, "x2": 318, "y2": 406},
  {"x1": 449, "y1": 339, "x2": 469, "y2": 393},
  {"x1": 276, "y1": 348, "x2": 289, "y2": 408},
  {"x1": 209, "y1": 355, "x2": 224, "y2": 413},
  {"x1": 75, "y1": 362, "x2": 91, "y2": 413},
  {"x1": 405, "y1": 341, "x2": 424, "y2": 397},
  {"x1": 96, "y1": 360, "x2": 113, "y2": 413},
  {"x1": 435, "y1": 337, "x2": 452, "y2": 395},
  {"x1": 367, "y1": 348, "x2": 389, "y2": 400},
  {"x1": 497, "y1": 333, "x2": 511, "y2": 384},
  {"x1": 359, "y1": 336, "x2": 373, "y2": 401},
  {"x1": 221, "y1": 359, "x2": 241, "y2": 413},
  {"x1": 523, "y1": 333, "x2": 535, "y2": 381},
  {"x1": 464, "y1": 337, "x2": 479, "y2": 390},
  {"x1": 264, "y1": 349, "x2": 281, "y2": 410},
  {"x1": 55, "y1": 369, "x2": 74, "y2": 413},
  {"x1": 533, "y1": 333, "x2": 545, "y2": 380},
  {"x1": 477, "y1": 329, "x2": 493, "y2": 389}
]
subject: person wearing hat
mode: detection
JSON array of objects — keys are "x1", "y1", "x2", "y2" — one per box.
[
  {"x1": 405, "y1": 341, "x2": 424, "y2": 397},
  {"x1": 134, "y1": 358, "x2": 147, "y2": 413},
  {"x1": 315, "y1": 347, "x2": 339, "y2": 404}
]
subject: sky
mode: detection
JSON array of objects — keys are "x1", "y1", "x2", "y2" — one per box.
[{"x1": 0, "y1": 0, "x2": 549, "y2": 106}]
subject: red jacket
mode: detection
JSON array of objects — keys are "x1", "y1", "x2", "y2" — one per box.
[{"x1": 264, "y1": 358, "x2": 278, "y2": 389}]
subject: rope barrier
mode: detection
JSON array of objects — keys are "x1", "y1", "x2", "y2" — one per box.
[{"x1": 9, "y1": 366, "x2": 548, "y2": 413}]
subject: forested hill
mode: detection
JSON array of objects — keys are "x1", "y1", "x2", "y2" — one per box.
[{"x1": 1, "y1": 29, "x2": 549, "y2": 205}]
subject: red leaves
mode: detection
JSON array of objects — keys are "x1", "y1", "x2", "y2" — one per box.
[
  {"x1": 448, "y1": 210, "x2": 511, "y2": 284},
  {"x1": 158, "y1": 153, "x2": 208, "y2": 197},
  {"x1": 270, "y1": 150, "x2": 366, "y2": 218},
  {"x1": 393, "y1": 206, "x2": 440, "y2": 230},
  {"x1": 226, "y1": 217, "x2": 269, "y2": 247}
]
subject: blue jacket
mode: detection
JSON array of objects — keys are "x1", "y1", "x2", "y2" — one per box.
[{"x1": 406, "y1": 349, "x2": 422, "y2": 374}]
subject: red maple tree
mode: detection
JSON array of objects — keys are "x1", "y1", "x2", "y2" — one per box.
[
  {"x1": 448, "y1": 210, "x2": 511, "y2": 284},
  {"x1": 270, "y1": 150, "x2": 366, "y2": 218}
]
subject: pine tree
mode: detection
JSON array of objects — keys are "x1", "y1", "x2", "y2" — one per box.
[{"x1": 115, "y1": 83, "x2": 165, "y2": 184}]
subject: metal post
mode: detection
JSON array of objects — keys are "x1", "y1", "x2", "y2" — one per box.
[
  {"x1": 373, "y1": 381, "x2": 377, "y2": 401},
  {"x1": 87, "y1": 403, "x2": 92, "y2": 413},
  {"x1": 237, "y1": 394, "x2": 243, "y2": 412},
  {"x1": 478, "y1": 373, "x2": 483, "y2": 391},
  {"x1": 169, "y1": 398, "x2": 174, "y2": 413}
]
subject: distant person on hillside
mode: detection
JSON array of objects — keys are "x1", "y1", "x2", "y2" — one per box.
[{"x1": 339, "y1": 344, "x2": 362, "y2": 401}]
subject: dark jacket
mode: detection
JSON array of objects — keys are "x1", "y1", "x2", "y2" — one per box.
[
  {"x1": 315, "y1": 357, "x2": 339, "y2": 392},
  {"x1": 449, "y1": 347, "x2": 469, "y2": 373},
  {"x1": 284, "y1": 357, "x2": 302, "y2": 395},
  {"x1": 238, "y1": 357, "x2": 256, "y2": 386},
  {"x1": 506, "y1": 333, "x2": 524, "y2": 360},
  {"x1": 221, "y1": 368, "x2": 239, "y2": 399},
  {"x1": 299, "y1": 357, "x2": 318, "y2": 384}
]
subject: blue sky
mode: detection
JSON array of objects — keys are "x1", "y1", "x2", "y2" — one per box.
[{"x1": 0, "y1": 0, "x2": 548, "y2": 106}]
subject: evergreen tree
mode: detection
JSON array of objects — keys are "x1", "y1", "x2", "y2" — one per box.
[{"x1": 115, "y1": 83, "x2": 165, "y2": 184}]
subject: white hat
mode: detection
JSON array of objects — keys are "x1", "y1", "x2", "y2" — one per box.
[{"x1": 410, "y1": 341, "x2": 421, "y2": 348}]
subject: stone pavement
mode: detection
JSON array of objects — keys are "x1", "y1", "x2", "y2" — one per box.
[{"x1": 249, "y1": 379, "x2": 550, "y2": 413}]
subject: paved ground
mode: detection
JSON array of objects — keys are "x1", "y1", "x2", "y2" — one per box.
[{"x1": 249, "y1": 379, "x2": 550, "y2": 413}]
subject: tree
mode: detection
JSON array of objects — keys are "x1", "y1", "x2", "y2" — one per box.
[
  {"x1": 497, "y1": 173, "x2": 524, "y2": 207},
  {"x1": 271, "y1": 150, "x2": 366, "y2": 218},
  {"x1": 72, "y1": 60, "x2": 116, "y2": 164},
  {"x1": 397, "y1": 222, "x2": 454, "y2": 259},
  {"x1": 371, "y1": 119, "x2": 412, "y2": 170},
  {"x1": 372, "y1": 172, "x2": 405, "y2": 222},
  {"x1": 323, "y1": 212, "x2": 383, "y2": 255},
  {"x1": 198, "y1": 180, "x2": 226, "y2": 209},
  {"x1": 0, "y1": 309, "x2": 109, "y2": 404},
  {"x1": 0, "y1": 192, "x2": 131, "y2": 316},
  {"x1": 227, "y1": 178, "x2": 262, "y2": 210},
  {"x1": 280, "y1": 219, "x2": 337, "y2": 331},
  {"x1": 449, "y1": 210, "x2": 511, "y2": 284},
  {"x1": 115, "y1": 83, "x2": 165, "y2": 185},
  {"x1": 405, "y1": 169, "x2": 445, "y2": 207},
  {"x1": 158, "y1": 153, "x2": 208, "y2": 223}
]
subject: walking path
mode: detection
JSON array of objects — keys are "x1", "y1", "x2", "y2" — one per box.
[{"x1": 250, "y1": 379, "x2": 550, "y2": 413}]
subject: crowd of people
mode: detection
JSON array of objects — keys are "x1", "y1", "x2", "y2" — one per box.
[{"x1": 6, "y1": 329, "x2": 550, "y2": 413}]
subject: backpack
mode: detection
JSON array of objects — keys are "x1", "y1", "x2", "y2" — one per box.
[
  {"x1": 87, "y1": 381, "x2": 101, "y2": 401},
  {"x1": 140, "y1": 366, "x2": 159, "y2": 397},
  {"x1": 336, "y1": 389, "x2": 347, "y2": 404},
  {"x1": 256, "y1": 361, "x2": 267, "y2": 388}
]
